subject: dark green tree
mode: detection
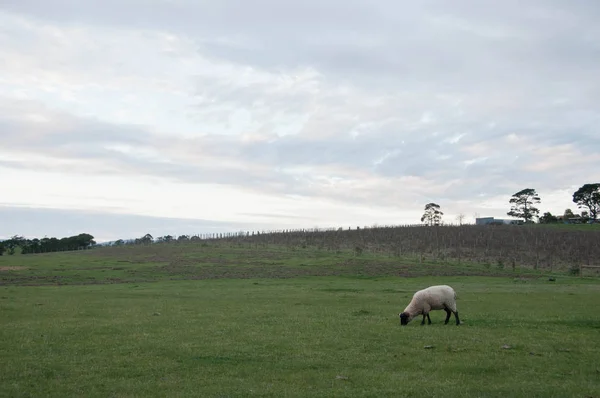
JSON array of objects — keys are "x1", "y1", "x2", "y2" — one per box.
[
  {"x1": 507, "y1": 188, "x2": 540, "y2": 222},
  {"x1": 572, "y1": 183, "x2": 600, "y2": 221},
  {"x1": 563, "y1": 208, "x2": 576, "y2": 219},
  {"x1": 421, "y1": 203, "x2": 444, "y2": 226},
  {"x1": 539, "y1": 212, "x2": 558, "y2": 224},
  {"x1": 163, "y1": 235, "x2": 174, "y2": 243},
  {"x1": 137, "y1": 234, "x2": 153, "y2": 245},
  {"x1": 4, "y1": 235, "x2": 26, "y2": 255},
  {"x1": 74, "y1": 233, "x2": 96, "y2": 249},
  {"x1": 581, "y1": 210, "x2": 590, "y2": 222}
]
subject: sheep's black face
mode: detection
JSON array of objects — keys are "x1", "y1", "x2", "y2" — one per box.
[{"x1": 399, "y1": 312, "x2": 409, "y2": 326}]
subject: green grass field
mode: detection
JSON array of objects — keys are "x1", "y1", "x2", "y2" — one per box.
[
  {"x1": 528, "y1": 222, "x2": 600, "y2": 231},
  {"x1": 1, "y1": 243, "x2": 599, "y2": 397}
]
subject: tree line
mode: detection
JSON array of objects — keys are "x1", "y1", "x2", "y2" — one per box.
[
  {"x1": 110, "y1": 233, "x2": 213, "y2": 246},
  {"x1": 0, "y1": 233, "x2": 96, "y2": 255},
  {"x1": 421, "y1": 183, "x2": 600, "y2": 225}
]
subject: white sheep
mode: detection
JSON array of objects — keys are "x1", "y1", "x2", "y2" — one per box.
[{"x1": 399, "y1": 285, "x2": 460, "y2": 326}]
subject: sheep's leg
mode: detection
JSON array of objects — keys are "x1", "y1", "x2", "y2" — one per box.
[
  {"x1": 444, "y1": 309, "x2": 451, "y2": 324},
  {"x1": 420, "y1": 313, "x2": 431, "y2": 325},
  {"x1": 454, "y1": 311, "x2": 460, "y2": 325}
]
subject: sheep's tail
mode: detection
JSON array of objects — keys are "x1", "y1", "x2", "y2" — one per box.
[{"x1": 453, "y1": 289, "x2": 458, "y2": 300}]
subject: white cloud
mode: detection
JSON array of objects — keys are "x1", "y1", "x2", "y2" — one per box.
[
  {"x1": 0, "y1": 166, "x2": 417, "y2": 232},
  {"x1": 0, "y1": 1, "x2": 599, "y2": 238}
]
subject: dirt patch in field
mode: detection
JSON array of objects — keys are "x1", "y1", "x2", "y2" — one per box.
[{"x1": 0, "y1": 266, "x2": 28, "y2": 271}]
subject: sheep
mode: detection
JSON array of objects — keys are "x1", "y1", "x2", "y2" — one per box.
[{"x1": 399, "y1": 285, "x2": 460, "y2": 326}]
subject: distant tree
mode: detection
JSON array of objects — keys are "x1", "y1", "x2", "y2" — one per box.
[
  {"x1": 4, "y1": 235, "x2": 26, "y2": 255},
  {"x1": 563, "y1": 208, "x2": 576, "y2": 219},
  {"x1": 421, "y1": 203, "x2": 444, "y2": 226},
  {"x1": 157, "y1": 235, "x2": 174, "y2": 243},
  {"x1": 177, "y1": 235, "x2": 190, "y2": 242},
  {"x1": 507, "y1": 188, "x2": 540, "y2": 223},
  {"x1": 1, "y1": 233, "x2": 95, "y2": 254},
  {"x1": 113, "y1": 239, "x2": 125, "y2": 246},
  {"x1": 73, "y1": 233, "x2": 95, "y2": 249},
  {"x1": 455, "y1": 213, "x2": 466, "y2": 225},
  {"x1": 581, "y1": 210, "x2": 590, "y2": 223},
  {"x1": 0, "y1": 242, "x2": 5, "y2": 256},
  {"x1": 21, "y1": 238, "x2": 40, "y2": 254},
  {"x1": 539, "y1": 212, "x2": 558, "y2": 224},
  {"x1": 30, "y1": 238, "x2": 41, "y2": 252},
  {"x1": 136, "y1": 234, "x2": 153, "y2": 245},
  {"x1": 572, "y1": 183, "x2": 600, "y2": 221}
]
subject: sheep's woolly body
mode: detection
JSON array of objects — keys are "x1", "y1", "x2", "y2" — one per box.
[
  {"x1": 400, "y1": 285, "x2": 460, "y2": 325},
  {"x1": 403, "y1": 285, "x2": 457, "y2": 315}
]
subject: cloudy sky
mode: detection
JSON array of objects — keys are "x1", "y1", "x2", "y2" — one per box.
[{"x1": 1, "y1": 1, "x2": 599, "y2": 242}]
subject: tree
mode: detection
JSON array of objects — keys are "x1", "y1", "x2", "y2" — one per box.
[
  {"x1": 455, "y1": 213, "x2": 466, "y2": 225},
  {"x1": 572, "y1": 183, "x2": 600, "y2": 220},
  {"x1": 21, "y1": 238, "x2": 40, "y2": 254},
  {"x1": 74, "y1": 233, "x2": 95, "y2": 249},
  {"x1": 539, "y1": 212, "x2": 558, "y2": 224},
  {"x1": 177, "y1": 235, "x2": 190, "y2": 242},
  {"x1": 563, "y1": 208, "x2": 576, "y2": 220},
  {"x1": 5, "y1": 233, "x2": 97, "y2": 254},
  {"x1": 137, "y1": 234, "x2": 153, "y2": 245},
  {"x1": 421, "y1": 203, "x2": 444, "y2": 226},
  {"x1": 4, "y1": 235, "x2": 26, "y2": 255},
  {"x1": 507, "y1": 188, "x2": 540, "y2": 223}
]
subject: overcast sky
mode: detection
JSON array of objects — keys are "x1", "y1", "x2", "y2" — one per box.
[{"x1": 1, "y1": 1, "x2": 599, "y2": 242}]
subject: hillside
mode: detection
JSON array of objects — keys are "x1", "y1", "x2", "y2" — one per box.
[{"x1": 2, "y1": 224, "x2": 600, "y2": 286}]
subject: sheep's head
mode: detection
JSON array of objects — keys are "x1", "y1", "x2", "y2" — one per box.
[{"x1": 399, "y1": 312, "x2": 411, "y2": 326}]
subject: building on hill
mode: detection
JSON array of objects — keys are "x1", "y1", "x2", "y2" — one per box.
[{"x1": 475, "y1": 217, "x2": 522, "y2": 225}]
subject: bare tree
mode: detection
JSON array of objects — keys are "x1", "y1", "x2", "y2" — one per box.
[{"x1": 456, "y1": 213, "x2": 466, "y2": 225}]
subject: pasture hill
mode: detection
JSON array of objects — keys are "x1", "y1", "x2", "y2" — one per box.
[{"x1": 1, "y1": 224, "x2": 600, "y2": 397}]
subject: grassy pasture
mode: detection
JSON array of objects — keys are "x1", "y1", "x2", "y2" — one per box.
[
  {"x1": 0, "y1": 242, "x2": 555, "y2": 286},
  {"x1": 1, "y1": 243, "x2": 600, "y2": 397},
  {"x1": 527, "y1": 222, "x2": 600, "y2": 231}
]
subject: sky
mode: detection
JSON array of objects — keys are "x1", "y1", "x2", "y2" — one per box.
[{"x1": 1, "y1": 1, "x2": 599, "y2": 242}]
